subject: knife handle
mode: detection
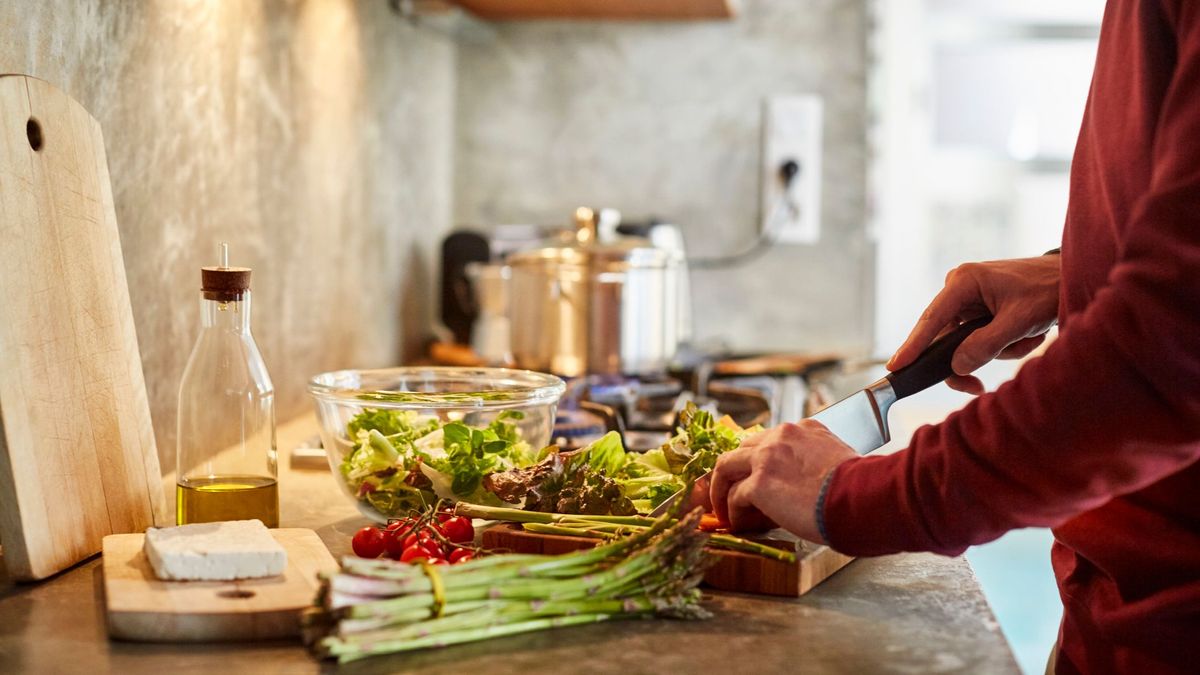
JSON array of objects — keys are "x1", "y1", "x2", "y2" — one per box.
[{"x1": 885, "y1": 315, "x2": 992, "y2": 400}]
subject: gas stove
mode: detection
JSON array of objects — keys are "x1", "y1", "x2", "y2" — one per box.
[{"x1": 551, "y1": 370, "x2": 815, "y2": 452}]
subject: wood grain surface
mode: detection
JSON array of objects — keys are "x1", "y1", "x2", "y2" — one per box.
[
  {"x1": 102, "y1": 528, "x2": 337, "y2": 642},
  {"x1": 482, "y1": 523, "x2": 855, "y2": 597},
  {"x1": 0, "y1": 75, "x2": 167, "y2": 581}
]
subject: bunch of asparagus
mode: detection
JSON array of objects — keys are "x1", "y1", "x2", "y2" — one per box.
[
  {"x1": 452, "y1": 503, "x2": 798, "y2": 564},
  {"x1": 304, "y1": 508, "x2": 715, "y2": 663}
]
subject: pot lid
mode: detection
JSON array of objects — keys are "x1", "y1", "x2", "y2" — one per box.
[
  {"x1": 508, "y1": 237, "x2": 676, "y2": 266},
  {"x1": 509, "y1": 236, "x2": 672, "y2": 269},
  {"x1": 509, "y1": 207, "x2": 677, "y2": 269}
]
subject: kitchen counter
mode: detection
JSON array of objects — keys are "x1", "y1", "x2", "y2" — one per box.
[{"x1": 0, "y1": 415, "x2": 1019, "y2": 674}]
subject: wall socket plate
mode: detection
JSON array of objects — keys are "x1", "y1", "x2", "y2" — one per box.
[{"x1": 761, "y1": 95, "x2": 823, "y2": 244}]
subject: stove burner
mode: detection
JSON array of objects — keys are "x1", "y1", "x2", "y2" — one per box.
[
  {"x1": 555, "y1": 374, "x2": 772, "y2": 452},
  {"x1": 551, "y1": 409, "x2": 606, "y2": 447}
]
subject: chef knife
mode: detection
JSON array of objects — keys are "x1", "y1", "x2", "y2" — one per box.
[{"x1": 648, "y1": 316, "x2": 991, "y2": 517}]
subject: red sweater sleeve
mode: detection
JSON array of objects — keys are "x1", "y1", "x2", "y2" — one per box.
[{"x1": 822, "y1": 7, "x2": 1200, "y2": 557}]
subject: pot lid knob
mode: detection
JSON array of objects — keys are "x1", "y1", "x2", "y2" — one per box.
[{"x1": 574, "y1": 206, "x2": 597, "y2": 246}]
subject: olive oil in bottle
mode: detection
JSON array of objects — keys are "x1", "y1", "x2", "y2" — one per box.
[
  {"x1": 176, "y1": 244, "x2": 278, "y2": 526},
  {"x1": 176, "y1": 476, "x2": 279, "y2": 527}
]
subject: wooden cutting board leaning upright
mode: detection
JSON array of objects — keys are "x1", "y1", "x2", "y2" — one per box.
[{"x1": 0, "y1": 75, "x2": 168, "y2": 581}]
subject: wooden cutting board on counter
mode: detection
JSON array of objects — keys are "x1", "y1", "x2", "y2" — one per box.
[
  {"x1": 0, "y1": 75, "x2": 167, "y2": 581},
  {"x1": 483, "y1": 524, "x2": 855, "y2": 597},
  {"x1": 102, "y1": 528, "x2": 337, "y2": 642}
]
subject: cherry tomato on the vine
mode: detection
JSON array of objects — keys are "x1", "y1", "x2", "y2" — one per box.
[
  {"x1": 400, "y1": 546, "x2": 433, "y2": 564},
  {"x1": 351, "y1": 527, "x2": 386, "y2": 559},
  {"x1": 420, "y1": 539, "x2": 444, "y2": 558},
  {"x1": 384, "y1": 528, "x2": 410, "y2": 559},
  {"x1": 402, "y1": 532, "x2": 430, "y2": 550},
  {"x1": 442, "y1": 516, "x2": 475, "y2": 544}
]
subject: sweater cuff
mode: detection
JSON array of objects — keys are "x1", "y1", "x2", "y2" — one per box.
[
  {"x1": 822, "y1": 451, "x2": 962, "y2": 557},
  {"x1": 814, "y1": 466, "x2": 837, "y2": 544}
]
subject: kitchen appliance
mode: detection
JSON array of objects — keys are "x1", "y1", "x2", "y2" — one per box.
[
  {"x1": 440, "y1": 225, "x2": 548, "y2": 345},
  {"x1": 507, "y1": 207, "x2": 689, "y2": 377},
  {"x1": 102, "y1": 528, "x2": 336, "y2": 641},
  {"x1": 464, "y1": 261, "x2": 512, "y2": 365},
  {"x1": 0, "y1": 75, "x2": 167, "y2": 581},
  {"x1": 437, "y1": 210, "x2": 694, "y2": 376},
  {"x1": 559, "y1": 375, "x2": 772, "y2": 450},
  {"x1": 439, "y1": 231, "x2": 491, "y2": 345}
]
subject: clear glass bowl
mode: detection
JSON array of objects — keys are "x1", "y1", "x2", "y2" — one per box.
[{"x1": 307, "y1": 367, "x2": 565, "y2": 523}]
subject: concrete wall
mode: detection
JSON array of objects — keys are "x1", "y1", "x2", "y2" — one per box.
[
  {"x1": 453, "y1": 0, "x2": 872, "y2": 354},
  {"x1": 0, "y1": 0, "x2": 456, "y2": 471},
  {"x1": 0, "y1": 0, "x2": 871, "y2": 476}
]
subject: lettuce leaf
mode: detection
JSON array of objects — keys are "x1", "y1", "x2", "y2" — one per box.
[
  {"x1": 419, "y1": 462, "x2": 506, "y2": 507},
  {"x1": 427, "y1": 416, "x2": 535, "y2": 501},
  {"x1": 340, "y1": 403, "x2": 757, "y2": 518},
  {"x1": 337, "y1": 428, "x2": 435, "y2": 517},
  {"x1": 340, "y1": 429, "x2": 399, "y2": 484},
  {"x1": 482, "y1": 450, "x2": 637, "y2": 516},
  {"x1": 575, "y1": 431, "x2": 626, "y2": 475},
  {"x1": 661, "y1": 405, "x2": 748, "y2": 481},
  {"x1": 363, "y1": 478, "x2": 431, "y2": 517},
  {"x1": 338, "y1": 408, "x2": 546, "y2": 516},
  {"x1": 346, "y1": 408, "x2": 439, "y2": 442}
]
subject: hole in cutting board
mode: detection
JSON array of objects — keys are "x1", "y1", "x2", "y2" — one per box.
[
  {"x1": 26, "y1": 118, "x2": 44, "y2": 152},
  {"x1": 217, "y1": 589, "x2": 256, "y2": 599}
]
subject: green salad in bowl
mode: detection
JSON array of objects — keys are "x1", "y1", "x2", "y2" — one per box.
[
  {"x1": 341, "y1": 409, "x2": 535, "y2": 516},
  {"x1": 308, "y1": 367, "x2": 564, "y2": 522},
  {"x1": 309, "y1": 367, "x2": 763, "y2": 522}
]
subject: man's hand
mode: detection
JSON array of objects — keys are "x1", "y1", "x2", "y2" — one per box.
[
  {"x1": 709, "y1": 420, "x2": 857, "y2": 541},
  {"x1": 888, "y1": 255, "x2": 1061, "y2": 395}
]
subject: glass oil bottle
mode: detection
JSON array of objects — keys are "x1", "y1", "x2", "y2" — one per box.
[{"x1": 176, "y1": 243, "x2": 279, "y2": 526}]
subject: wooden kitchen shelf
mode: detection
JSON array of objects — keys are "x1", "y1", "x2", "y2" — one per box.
[{"x1": 453, "y1": 0, "x2": 736, "y2": 21}]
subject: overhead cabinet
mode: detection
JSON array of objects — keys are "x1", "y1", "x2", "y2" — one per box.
[{"x1": 453, "y1": 0, "x2": 736, "y2": 21}]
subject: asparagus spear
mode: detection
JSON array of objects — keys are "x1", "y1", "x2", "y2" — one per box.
[
  {"x1": 453, "y1": 502, "x2": 798, "y2": 564},
  {"x1": 307, "y1": 508, "x2": 715, "y2": 663}
]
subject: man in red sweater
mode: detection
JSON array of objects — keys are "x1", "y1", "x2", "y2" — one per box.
[{"x1": 710, "y1": 2, "x2": 1200, "y2": 672}]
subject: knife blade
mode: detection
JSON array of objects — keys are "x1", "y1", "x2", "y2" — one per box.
[{"x1": 647, "y1": 316, "x2": 991, "y2": 517}]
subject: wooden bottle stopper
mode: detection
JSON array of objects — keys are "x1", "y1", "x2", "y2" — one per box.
[{"x1": 201, "y1": 266, "x2": 251, "y2": 301}]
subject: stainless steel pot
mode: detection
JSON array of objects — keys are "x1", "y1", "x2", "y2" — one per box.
[
  {"x1": 507, "y1": 210, "x2": 686, "y2": 377},
  {"x1": 464, "y1": 262, "x2": 512, "y2": 365}
]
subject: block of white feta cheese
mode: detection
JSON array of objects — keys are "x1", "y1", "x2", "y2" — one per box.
[{"x1": 143, "y1": 519, "x2": 287, "y2": 581}]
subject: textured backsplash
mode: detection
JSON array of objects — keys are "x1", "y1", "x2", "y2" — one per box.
[
  {"x1": 453, "y1": 0, "x2": 872, "y2": 354},
  {"x1": 0, "y1": 0, "x2": 870, "y2": 475},
  {"x1": 0, "y1": 0, "x2": 456, "y2": 471}
]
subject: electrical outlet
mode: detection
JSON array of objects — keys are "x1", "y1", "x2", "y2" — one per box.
[{"x1": 761, "y1": 95, "x2": 823, "y2": 244}]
